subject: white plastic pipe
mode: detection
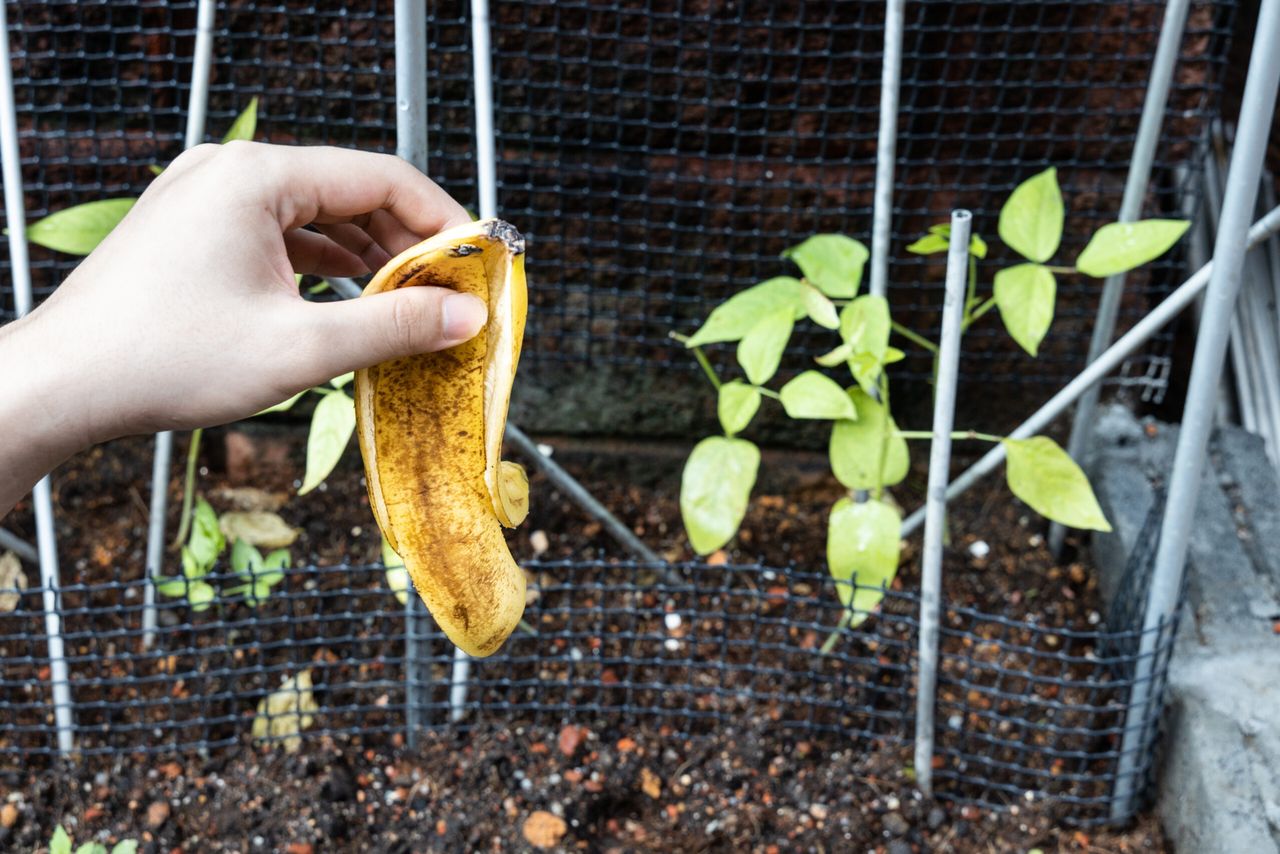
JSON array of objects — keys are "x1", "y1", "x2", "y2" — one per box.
[{"x1": 868, "y1": 0, "x2": 906, "y2": 299}]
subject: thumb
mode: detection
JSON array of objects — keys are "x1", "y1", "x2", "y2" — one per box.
[{"x1": 297, "y1": 287, "x2": 488, "y2": 381}]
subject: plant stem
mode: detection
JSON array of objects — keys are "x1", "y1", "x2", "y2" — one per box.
[
  {"x1": 690, "y1": 345, "x2": 722, "y2": 391},
  {"x1": 964, "y1": 296, "x2": 997, "y2": 329},
  {"x1": 872, "y1": 373, "x2": 891, "y2": 502},
  {"x1": 819, "y1": 611, "x2": 852, "y2": 654},
  {"x1": 169, "y1": 427, "x2": 203, "y2": 550},
  {"x1": 1045, "y1": 265, "x2": 1076, "y2": 274},
  {"x1": 895, "y1": 429, "x2": 1003, "y2": 443},
  {"x1": 756, "y1": 387, "x2": 781, "y2": 400},
  {"x1": 890, "y1": 321, "x2": 938, "y2": 354}
]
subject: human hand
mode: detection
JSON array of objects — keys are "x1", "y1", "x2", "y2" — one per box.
[{"x1": 0, "y1": 142, "x2": 484, "y2": 513}]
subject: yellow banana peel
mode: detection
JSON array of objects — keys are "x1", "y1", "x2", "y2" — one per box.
[{"x1": 355, "y1": 219, "x2": 529, "y2": 657}]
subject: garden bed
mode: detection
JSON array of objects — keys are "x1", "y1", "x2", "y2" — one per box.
[{"x1": 0, "y1": 423, "x2": 1172, "y2": 851}]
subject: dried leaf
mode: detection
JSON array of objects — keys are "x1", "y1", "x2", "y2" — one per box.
[
  {"x1": 252, "y1": 669, "x2": 319, "y2": 753},
  {"x1": 0, "y1": 551, "x2": 27, "y2": 612},
  {"x1": 220, "y1": 511, "x2": 299, "y2": 549}
]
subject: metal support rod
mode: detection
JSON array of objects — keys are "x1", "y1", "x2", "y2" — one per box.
[
  {"x1": 898, "y1": 204, "x2": 1280, "y2": 539},
  {"x1": 868, "y1": 0, "x2": 905, "y2": 299},
  {"x1": 0, "y1": 527, "x2": 38, "y2": 563},
  {"x1": 1051, "y1": 0, "x2": 1193, "y2": 556},
  {"x1": 1112, "y1": 0, "x2": 1280, "y2": 820},
  {"x1": 393, "y1": 0, "x2": 432, "y2": 741},
  {"x1": 323, "y1": 276, "x2": 363, "y2": 300},
  {"x1": 0, "y1": 0, "x2": 75, "y2": 755},
  {"x1": 142, "y1": 0, "x2": 217, "y2": 650},
  {"x1": 914, "y1": 210, "x2": 971, "y2": 796}
]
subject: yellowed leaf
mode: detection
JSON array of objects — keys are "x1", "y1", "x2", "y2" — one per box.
[
  {"x1": 220, "y1": 511, "x2": 299, "y2": 549},
  {"x1": 0, "y1": 551, "x2": 26, "y2": 613},
  {"x1": 252, "y1": 669, "x2": 318, "y2": 752}
]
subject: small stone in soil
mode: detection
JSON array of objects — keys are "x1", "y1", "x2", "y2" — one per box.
[
  {"x1": 883, "y1": 811, "x2": 910, "y2": 836},
  {"x1": 927, "y1": 806, "x2": 947, "y2": 830},
  {"x1": 146, "y1": 800, "x2": 170, "y2": 829}
]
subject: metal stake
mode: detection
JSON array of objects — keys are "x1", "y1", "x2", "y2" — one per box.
[
  {"x1": 868, "y1": 0, "x2": 905, "y2": 299},
  {"x1": 0, "y1": 527, "x2": 37, "y2": 563},
  {"x1": 393, "y1": 0, "x2": 431, "y2": 743},
  {"x1": 898, "y1": 204, "x2": 1280, "y2": 539},
  {"x1": 0, "y1": 0, "x2": 75, "y2": 755},
  {"x1": 142, "y1": 0, "x2": 217, "y2": 649},
  {"x1": 914, "y1": 211, "x2": 971, "y2": 796},
  {"x1": 1111, "y1": 0, "x2": 1280, "y2": 819},
  {"x1": 1051, "y1": 0, "x2": 1193, "y2": 555}
]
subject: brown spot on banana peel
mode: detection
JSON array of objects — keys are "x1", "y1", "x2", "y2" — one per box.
[{"x1": 354, "y1": 219, "x2": 528, "y2": 658}]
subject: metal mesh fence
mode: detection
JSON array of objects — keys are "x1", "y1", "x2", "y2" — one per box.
[{"x1": 0, "y1": 0, "x2": 1237, "y2": 399}]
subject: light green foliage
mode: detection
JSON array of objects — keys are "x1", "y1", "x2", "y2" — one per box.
[
  {"x1": 998, "y1": 167, "x2": 1064, "y2": 263},
  {"x1": 49, "y1": 824, "x2": 138, "y2": 854},
  {"x1": 222, "y1": 96, "x2": 259, "y2": 143},
  {"x1": 224, "y1": 537, "x2": 289, "y2": 605},
  {"x1": 1075, "y1": 219, "x2": 1190, "y2": 277},
  {"x1": 781, "y1": 234, "x2": 869, "y2": 298},
  {"x1": 736, "y1": 307, "x2": 794, "y2": 385},
  {"x1": 829, "y1": 389, "x2": 909, "y2": 491},
  {"x1": 25, "y1": 198, "x2": 136, "y2": 255},
  {"x1": 1003, "y1": 437, "x2": 1112, "y2": 532},
  {"x1": 675, "y1": 165, "x2": 1180, "y2": 635},
  {"x1": 299, "y1": 389, "x2": 357, "y2": 494},
  {"x1": 382, "y1": 536, "x2": 410, "y2": 605},
  {"x1": 686, "y1": 277, "x2": 807, "y2": 347},
  {"x1": 680, "y1": 436, "x2": 760, "y2": 555},
  {"x1": 827, "y1": 497, "x2": 901, "y2": 625},
  {"x1": 717, "y1": 380, "x2": 762, "y2": 436},
  {"x1": 994, "y1": 263, "x2": 1056, "y2": 356},
  {"x1": 779, "y1": 371, "x2": 858, "y2": 420}
]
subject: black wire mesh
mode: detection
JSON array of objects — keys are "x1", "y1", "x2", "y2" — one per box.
[
  {"x1": 0, "y1": 0, "x2": 1237, "y2": 403},
  {"x1": 1, "y1": 547, "x2": 1178, "y2": 825}
]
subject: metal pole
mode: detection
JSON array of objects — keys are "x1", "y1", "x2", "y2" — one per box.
[
  {"x1": 868, "y1": 0, "x2": 905, "y2": 299},
  {"x1": 1051, "y1": 0, "x2": 1193, "y2": 555},
  {"x1": 394, "y1": 0, "x2": 432, "y2": 741},
  {"x1": 142, "y1": 0, "x2": 216, "y2": 649},
  {"x1": 914, "y1": 210, "x2": 970, "y2": 796},
  {"x1": 0, "y1": 0, "x2": 76, "y2": 755},
  {"x1": 0, "y1": 527, "x2": 38, "y2": 563},
  {"x1": 1112, "y1": 0, "x2": 1280, "y2": 819},
  {"x1": 898, "y1": 204, "x2": 1280, "y2": 539}
]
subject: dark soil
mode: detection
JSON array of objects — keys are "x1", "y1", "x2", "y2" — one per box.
[{"x1": 0, "y1": 420, "x2": 1166, "y2": 852}]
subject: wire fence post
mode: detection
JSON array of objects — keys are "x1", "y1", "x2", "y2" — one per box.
[
  {"x1": 913, "y1": 210, "x2": 970, "y2": 796},
  {"x1": 1110, "y1": 0, "x2": 1280, "y2": 820},
  {"x1": 0, "y1": 0, "x2": 75, "y2": 755},
  {"x1": 1050, "y1": 0, "x2": 1193, "y2": 557},
  {"x1": 141, "y1": 0, "x2": 217, "y2": 650},
  {"x1": 868, "y1": 0, "x2": 905, "y2": 300},
  {"x1": 393, "y1": 0, "x2": 431, "y2": 744}
]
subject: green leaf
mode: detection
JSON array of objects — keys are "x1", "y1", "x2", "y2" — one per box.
[
  {"x1": 50, "y1": 827, "x2": 72, "y2": 854},
  {"x1": 736, "y1": 308, "x2": 794, "y2": 385},
  {"x1": 230, "y1": 536, "x2": 260, "y2": 576},
  {"x1": 1075, "y1": 219, "x2": 1191, "y2": 277},
  {"x1": 883, "y1": 346, "x2": 906, "y2": 365},
  {"x1": 998, "y1": 167, "x2": 1063, "y2": 263},
  {"x1": 801, "y1": 284, "x2": 840, "y2": 329},
  {"x1": 263, "y1": 549, "x2": 290, "y2": 572},
  {"x1": 299, "y1": 390, "x2": 356, "y2": 494},
  {"x1": 685, "y1": 277, "x2": 806, "y2": 347},
  {"x1": 1003, "y1": 436, "x2": 1112, "y2": 531},
  {"x1": 994, "y1": 263, "x2": 1056, "y2": 357},
  {"x1": 308, "y1": 280, "x2": 332, "y2": 295},
  {"x1": 906, "y1": 233, "x2": 949, "y2": 255},
  {"x1": 923, "y1": 224, "x2": 988, "y2": 259},
  {"x1": 75, "y1": 842, "x2": 107, "y2": 854},
  {"x1": 680, "y1": 436, "x2": 760, "y2": 555},
  {"x1": 187, "y1": 497, "x2": 225, "y2": 572},
  {"x1": 827, "y1": 497, "x2": 902, "y2": 625},
  {"x1": 329, "y1": 371, "x2": 355, "y2": 388},
  {"x1": 222, "y1": 96, "x2": 259, "y2": 143},
  {"x1": 256, "y1": 390, "x2": 306, "y2": 416},
  {"x1": 840, "y1": 295, "x2": 890, "y2": 361},
  {"x1": 779, "y1": 371, "x2": 857, "y2": 420},
  {"x1": 111, "y1": 842, "x2": 140, "y2": 854},
  {"x1": 187, "y1": 581, "x2": 217, "y2": 611},
  {"x1": 156, "y1": 577, "x2": 190, "y2": 598},
  {"x1": 815, "y1": 342, "x2": 854, "y2": 368},
  {"x1": 782, "y1": 234, "x2": 869, "y2": 298},
  {"x1": 382, "y1": 537, "x2": 409, "y2": 606},
  {"x1": 717, "y1": 380, "x2": 762, "y2": 436},
  {"x1": 148, "y1": 164, "x2": 165, "y2": 177},
  {"x1": 26, "y1": 198, "x2": 137, "y2": 255},
  {"x1": 829, "y1": 389, "x2": 910, "y2": 490}
]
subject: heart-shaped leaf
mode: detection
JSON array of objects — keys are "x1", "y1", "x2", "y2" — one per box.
[
  {"x1": 299, "y1": 391, "x2": 356, "y2": 494},
  {"x1": 736, "y1": 308, "x2": 794, "y2": 385},
  {"x1": 680, "y1": 436, "x2": 760, "y2": 555},
  {"x1": 994, "y1": 263, "x2": 1056, "y2": 356},
  {"x1": 829, "y1": 389, "x2": 910, "y2": 490},
  {"x1": 998, "y1": 168, "x2": 1063, "y2": 263},
  {"x1": 717, "y1": 380, "x2": 762, "y2": 436},
  {"x1": 1075, "y1": 219, "x2": 1191, "y2": 277},
  {"x1": 782, "y1": 234, "x2": 869, "y2": 298},
  {"x1": 827, "y1": 497, "x2": 902, "y2": 624},
  {"x1": 779, "y1": 371, "x2": 858, "y2": 420},
  {"x1": 686, "y1": 277, "x2": 806, "y2": 347},
  {"x1": 1003, "y1": 436, "x2": 1111, "y2": 531}
]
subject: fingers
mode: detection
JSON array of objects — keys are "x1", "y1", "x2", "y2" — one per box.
[
  {"x1": 283, "y1": 229, "x2": 370, "y2": 278},
  {"x1": 284, "y1": 287, "x2": 488, "y2": 385},
  {"x1": 312, "y1": 223, "x2": 393, "y2": 271},
  {"x1": 219, "y1": 142, "x2": 472, "y2": 237}
]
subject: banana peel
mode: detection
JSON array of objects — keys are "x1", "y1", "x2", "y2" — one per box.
[{"x1": 355, "y1": 219, "x2": 529, "y2": 657}]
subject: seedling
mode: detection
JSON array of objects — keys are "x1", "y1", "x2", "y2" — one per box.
[
  {"x1": 47, "y1": 824, "x2": 137, "y2": 854},
  {"x1": 676, "y1": 168, "x2": 1188, "y2": 642}
]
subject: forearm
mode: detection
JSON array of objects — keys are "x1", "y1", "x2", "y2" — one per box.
[{"x1": 0, "y1": 312, "x2": 94, "y2": 516}]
